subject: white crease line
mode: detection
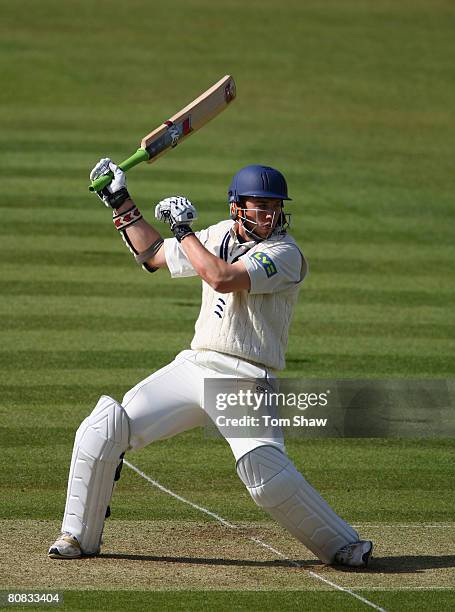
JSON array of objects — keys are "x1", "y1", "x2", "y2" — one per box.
[
  {"x1": 124, "y1": 459, "x2": 386, "y2": 612},
  {"x1": 124, "y1": 460, "x2": 236, "y2": 528}
]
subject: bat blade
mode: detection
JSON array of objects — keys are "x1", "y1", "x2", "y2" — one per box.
[
  {"x1": 141, "y1": 74, "x2": 236, "y2": 162},
  {"x1": 89, "y1": 75, "x2": 236, "y2": 192}
]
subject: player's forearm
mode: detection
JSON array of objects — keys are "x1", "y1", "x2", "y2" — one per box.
[
  {"x1": 180, "y1": 234, "x2": 239, "y2": 291},
  {"x1": 152, "y1": 196, "x2": 248, "y2": 289},
  {"x1": 113, "y1": 198, "x2": 166, "y2": 268}
]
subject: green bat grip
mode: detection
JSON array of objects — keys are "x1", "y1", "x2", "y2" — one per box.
[{"x1": 88, "y1": 148, "x2": 150, "y2": 192}]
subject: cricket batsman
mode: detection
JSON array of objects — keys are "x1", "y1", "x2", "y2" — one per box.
[{"x1": 49, "y1": 161, "x2": 373, "y2": 567}]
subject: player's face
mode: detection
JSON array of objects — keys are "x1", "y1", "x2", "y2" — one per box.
[{"x1": 239, "y1": 197, "x2": 283, "y2": 239}]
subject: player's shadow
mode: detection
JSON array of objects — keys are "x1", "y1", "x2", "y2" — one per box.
[
  {"x1": 99, "y1": 553, "x2": 318, "y2": 568},
  {"x1": 336, "y1": 555, "x2": 455, "y2": 573},
  {"x1": 98, "y1": 553, "x2": 455, "y2": 572}
]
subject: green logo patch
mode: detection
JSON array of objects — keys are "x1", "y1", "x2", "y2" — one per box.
[{"x1": 252, "y1": 252, "x2": 277, "y2": 278}]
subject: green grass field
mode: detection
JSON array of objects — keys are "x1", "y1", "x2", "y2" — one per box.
[{"x1": 1, "y1": 0, "x2": 454, "y2": 610}]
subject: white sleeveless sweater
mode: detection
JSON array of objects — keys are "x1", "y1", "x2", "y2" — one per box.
[{"x1": 164, "y1": 220, "x2": 307, "y2": 371}]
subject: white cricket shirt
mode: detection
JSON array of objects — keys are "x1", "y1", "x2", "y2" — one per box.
[{"x1": 164, "y1": 220, "x2": 308, "y2": 370}]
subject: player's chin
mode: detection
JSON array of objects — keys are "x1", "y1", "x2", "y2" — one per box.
[{"x1": 257, "y1": 225, "x2": 274, "y2": 239}]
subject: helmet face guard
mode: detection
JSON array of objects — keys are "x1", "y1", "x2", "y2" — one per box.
[{"x1": 230, "y1": 203, "x2": 291, "y2": 240}]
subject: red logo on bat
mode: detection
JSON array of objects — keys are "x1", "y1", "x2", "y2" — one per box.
[{"x1": 182, "y1": 117, "x2": 192, "y2": 135}]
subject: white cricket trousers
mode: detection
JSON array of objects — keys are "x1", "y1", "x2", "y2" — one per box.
[
  {"x1": 64, "y1": 348, "x2": 359, "y2": 563},
  {"x1": 122, "y1": 349, "x2": 285, "y2": 461},
  {"x1": 121, "y1": 349, "x2": 360, "y2": 563}
]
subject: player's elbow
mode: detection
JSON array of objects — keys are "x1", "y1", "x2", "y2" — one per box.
[
  {"x1": 205, "y1": 275, "x2": 226, "y2": 293},
  {"x1": 210, "y1": 273, "x2": 250, "y2": 294},
  {"x1": 144, "y1": 247, "x2": 168, "y2": 271},
  {"x1": 211, "y1": 279, "x2": 231, "y2": 293},
  {"x1": 202, "y1": 267, "x2": 230, "y2": 292},
  {"x1": 203, "y1": 262, "x2": 250, "y2": 293}
]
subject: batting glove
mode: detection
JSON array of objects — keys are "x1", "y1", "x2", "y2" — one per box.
[
  {"x1": 155, "y1": 196, "x2": 198, "y2": 242},
  {"x1": 89, "y1": 158, "x2": 131, "y2": 209}
]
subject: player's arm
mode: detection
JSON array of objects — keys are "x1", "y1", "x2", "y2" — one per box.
[
  {"x1": 90, "y1": 159, "x2": 167, "y2": 271},
  {"x1": 179, "y1": 234, "x2": 250, "y2": 293},
  {"x1": 113, "y1": 199, "x2": 167, "y2": 269},
  {"x1": 155, "y1": 196, "x2": 250, "y2": 293}
]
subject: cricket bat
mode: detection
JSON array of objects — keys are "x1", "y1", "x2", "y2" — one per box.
[{"x1": 89, "y1": 75, "x2": 236, "y2": 192}]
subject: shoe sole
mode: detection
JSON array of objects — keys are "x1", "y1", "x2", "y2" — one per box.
[
  {"x1": 48, "y1": 548, "x2": 82, "y2": 559},
  {"x1": 48, "y1": 547, "x2": 99, "y2": 559}
]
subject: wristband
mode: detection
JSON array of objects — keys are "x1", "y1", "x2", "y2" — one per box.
[
  {"x1": 172, "y1": 225, "x2": 194, "y2": 243},
  {"x1": 102, "y1": 187, "x2": 131, "y2": 209},
  {"x1": 113, "y1": 206, "x2": 143, "y2": 231}
]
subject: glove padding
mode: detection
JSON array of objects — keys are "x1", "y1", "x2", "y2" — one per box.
[
  {"x1": 89, "y1": 158, "x2": 130, "y2": 208},
  {"x1": 155, "y1": 196, "x2": 198, "y2": 230}
]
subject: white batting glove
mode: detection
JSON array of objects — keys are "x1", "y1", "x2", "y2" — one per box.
[
  {"x1": 155, "y1": 196, "x2": 198, "y2": 229},
  {"x1": 155, "y1": 196, "x2": 198, "y2": 242},
  {"x1": 89, "y1": 158, "x2": 130, "y2": 208}
]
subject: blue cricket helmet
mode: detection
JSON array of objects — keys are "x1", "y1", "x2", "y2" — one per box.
[{"x1": 228, "y1": 165, "x2": 292, "y2": 203}]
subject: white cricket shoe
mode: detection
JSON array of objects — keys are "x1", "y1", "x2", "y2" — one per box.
[
  {"x1": 48, "y1": 533, "x2": 82, "y2": 559},
  {"x1": 334, "y1": 540, "x2": 373, "y2": 567}
]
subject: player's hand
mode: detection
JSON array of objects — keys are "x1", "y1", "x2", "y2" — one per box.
[
  {"x1": 155, "y1": 196, "x2": 198, "y2": 230},
  {"x1": 89, "y1": 158, "x2": 130, "y2": 209},
  {"x1": 155, "y1": 196, "x2": 197, "y2": 243}
]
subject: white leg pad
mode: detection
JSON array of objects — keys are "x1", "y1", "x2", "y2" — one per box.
[
  {"x1": 237, "y1": 446, "x2": 359, "y2": 564},
  {"x1": 61, "y1": 395, "x2": 130, "y2": 554}
]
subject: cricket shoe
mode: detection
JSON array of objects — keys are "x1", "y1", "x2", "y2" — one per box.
[
  {"x1": 334, "y1": 540, "x2": 373, "y2": 567},
  {"x1": 48, "y1": 533, "x2": 82, "y2": 559}
]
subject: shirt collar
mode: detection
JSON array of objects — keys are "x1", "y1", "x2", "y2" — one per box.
[{"x1": 229, "y1": 223, "x2": 257, "y2": 250}]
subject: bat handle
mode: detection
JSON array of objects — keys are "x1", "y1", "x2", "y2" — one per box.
[{"x1": 88, "y1": 148, "x2": 150, "y2": 192}]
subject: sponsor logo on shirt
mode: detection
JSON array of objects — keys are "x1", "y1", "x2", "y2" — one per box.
[{"x1": 252, "y1": 252, "x2": 277, "y2": 278}]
